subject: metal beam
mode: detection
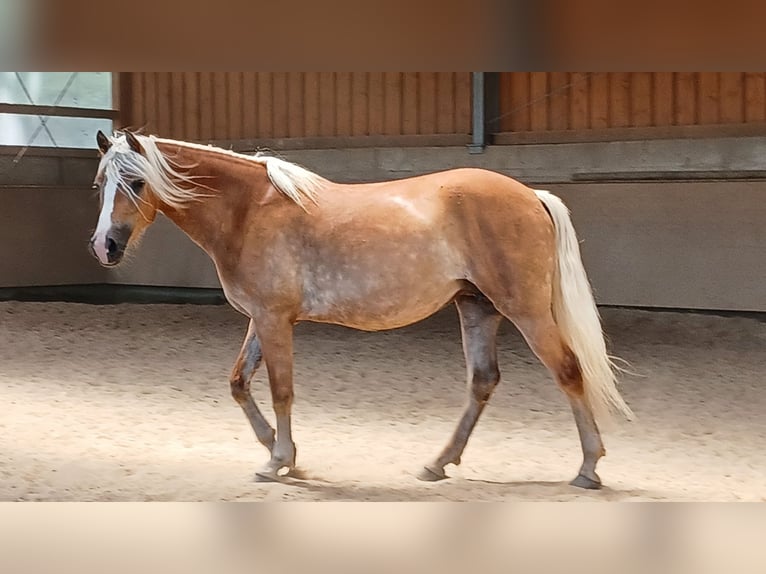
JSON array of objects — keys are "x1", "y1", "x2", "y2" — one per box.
[
  {"x1": 0, "y1": 103, "x2": 119, "y2": 120},
  {"x1": 468, "y1": 72, "x2": 485, "y2": 153}
]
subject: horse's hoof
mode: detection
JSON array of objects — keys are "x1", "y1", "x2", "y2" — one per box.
[
  {"x1": 417, "y1": 465, "x2": 448, "y2": 482},
  {"x1": 254, "y1": 470, "x2": 281, "y2": 483},
  {"x1": 570, "y1": 473, "x2": 602, "y2": 490}
]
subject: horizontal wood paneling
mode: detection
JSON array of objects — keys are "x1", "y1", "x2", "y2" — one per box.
[
  {"x1": 123, "y1": 73, "x2": 472, "y2": 141},
  {"x1": 499, "y1": 73, "x2": 764, "y2": 134}
]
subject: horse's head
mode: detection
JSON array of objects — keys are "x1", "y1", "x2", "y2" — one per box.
[{"x1": 89, "y1": 130, "x2": 161, "y2": 266}]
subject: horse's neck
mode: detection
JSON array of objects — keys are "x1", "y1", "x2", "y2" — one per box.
[{"x1": 155, "y1": 144, "x2": 270, "y2": 261}]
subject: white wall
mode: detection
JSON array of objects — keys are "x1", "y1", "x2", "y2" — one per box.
[{"x1": 550, "y1": 182, "x2": 765, "y2": 311}]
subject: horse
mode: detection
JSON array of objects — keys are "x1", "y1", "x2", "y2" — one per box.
[{"x1": 89, "y1": 129, "x2": 632, "y2": 488}]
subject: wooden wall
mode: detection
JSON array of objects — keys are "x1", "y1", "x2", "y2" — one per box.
[
  {"x1": 122, "y1": 73, "x2": 472, "y2": 141},
  {"x1": 498, "y1": 72, "x2": 766, "y2": 133},
  {"x1": 119, "y1": 72, "x2": 766, "y2": 144}
]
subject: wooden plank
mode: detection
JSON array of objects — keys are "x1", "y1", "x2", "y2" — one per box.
[
  {"x1": 226, "y1": 72, "x2": 243, "y2": 140},
  {"x1": 303, "y1": 72, "x2": 320, "y2": 137},
  {"x1": 631, "y1": 72, "x2": 652, "y2": 127},
  {"x1": 287, "y1": 73, "x2": 304, "y2": 138},
  {"x1": 454, "y1": 72, "x2": 472, "y2": 134},
  {"x1": 698, "y1": 72, "x2": 720, "y2": 125},
  {"x1": 529, "y1": 72, "x2": 549, "y2": 131},
  {"x1": 548, "y1": 72, "x2": 569, "y2": 130},
  {"x1": 183, "y1": 73, "x2": 200, "y2": 140},
  {"x1": 652, "y1": 72, "x2": 674, "y2": 127},
  {"x1": 156, "y1": 73, "x2": 172, "y2": 136},
  {"x1": 719, "y1": 72, "x2": 744, "y2": 124},
  {"x1": 271, "y1": 72, "x2": 289, "y2": 138},
  {"x1": 744, "y1": 72, "x2": 766, "y2": 122},
  {"x1": 367, "y1": 72, "x2": 385, "y2": 135},
  {"x1": 143, "y1": 73, "x2": 158, "y2": 134},
  {"x1": 318, "y1": 72, "x2": 336, "y2": 136},
  {"x1": 608, "y1": 72, "x2": 631, "y2": 128},
  {"x1": 435, "y1": 72, "x2": 455, "y2": 134},
  {"x1": 383, "y1": 72, "x2": 402, "y2": 135},
  {"x1": 170, "y1": 72, "x2": 185, "y2": 139},
  {"x1": 503, "y1": 73, "x2": 530, "y2": 132},
  {"x1": 351, "y1": 73, "x2": 369, "y2": 136},
  {"x1": 256, "y1": 72, "x2": 273, "y2": 138},
  {"x1": 590, "y1": 72, "x2": 608, "y2": 129},
  {"x1": 567, "y1": 72, "x2": 589, "y2": 131},
  {"x1": 335, "y1": 72, "x2": 352, "y2": 137},
  {"x1": 157, "y1": 73, "x2": 173, "y2": 135},
  {"x1": 401, "y1": 73, "x2": 419, "y2": 135},
  {"x1": 198, "y1": 72, "x2": 213, "y2": 140},
  {"x1": 129, "y1": 72, "x2": 144, "y2": 129},
  {"x1": 212, "y1": 72, "x2": 229, "y2": 139},
  {"x1": 419, "y1": 72, "x2": 437, "y2": 134},
  {"x1": 242, "y1": 72, "x2": 257, "y2": 139},
  {"x1": 674, "y1": 72, "x2": 697, "y2": 126}
]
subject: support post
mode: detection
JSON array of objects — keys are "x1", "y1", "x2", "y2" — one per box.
[{"x1": 468, "y1": 72, "x2": 485, "y2": 154}]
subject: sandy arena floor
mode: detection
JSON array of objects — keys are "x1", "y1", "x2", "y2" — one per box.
[{"x1": 0, "y1": 301, "x2": 763, "y2": 501}]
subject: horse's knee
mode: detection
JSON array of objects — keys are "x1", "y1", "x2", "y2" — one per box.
[
  {"x1": 269, "y1": 385, "x2": 294, "y2": 414},
  {"x1": 557, "y1": 349, "x2": 584, "y2": 396},
  {"x1": 230, "y1": 373, "x2": 249, "y2": 404}
]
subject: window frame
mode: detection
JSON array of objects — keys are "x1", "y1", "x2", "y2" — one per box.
[{"x1": 0, "y1": 72, "x2": 121, "y2": 154}]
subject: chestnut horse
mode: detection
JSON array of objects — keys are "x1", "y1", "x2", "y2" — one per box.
[{"x1": 89, "y1": 130, "x2": 632, "y2": 488}]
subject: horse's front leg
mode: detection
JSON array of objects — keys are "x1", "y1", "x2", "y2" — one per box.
[
  {"x1": 252, "y1": 315, "x2": 297, "y2": 482},
  {"x1": 230, "y1": 319, "x2": 276, "y2": 451}
]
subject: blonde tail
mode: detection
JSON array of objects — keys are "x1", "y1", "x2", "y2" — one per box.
[{"x1": 534, "y1": 189, "x2": 633, "y2": 426}]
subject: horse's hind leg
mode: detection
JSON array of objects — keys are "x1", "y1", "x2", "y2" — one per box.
[
  {"x1": 418, "y1": 293, "x2": 502, "y2": 481},
  {"x1": 511, "y1": 312, "x2": 605, "y2": 489},
  {"x1": 230, "y1": 319, "x2": 276, "y2": 451},
  {"x1": 252, "y1": 315, "x2": 297, "y2": 482}
]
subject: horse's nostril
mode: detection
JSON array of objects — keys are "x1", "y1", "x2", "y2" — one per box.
[{"x1": 106, "y1": 237, "x2": 118, "y2": 255}]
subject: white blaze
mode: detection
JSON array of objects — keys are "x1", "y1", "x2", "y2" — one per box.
[{"x1": 92, "y1": 178, "x2": 117, "y2": 264}]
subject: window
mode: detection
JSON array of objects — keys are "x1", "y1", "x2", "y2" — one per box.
[{"x1": 0, "y1": 72, "x2": 115, "y2": 149}]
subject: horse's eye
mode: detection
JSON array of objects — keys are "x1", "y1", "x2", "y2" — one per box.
[{"x1": 130, "y1": 179, "x2": 145, "y2": 192}]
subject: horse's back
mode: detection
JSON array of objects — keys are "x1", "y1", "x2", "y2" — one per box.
[
  {"x1": 317, "y1": 167, "x2": 552, "y2": 254},
  {"x1": 321, "y1": 166, "x2": 556, "y2": 285},
  {"x1": 322, "y1": 167, "x2": 543, "y2": 219},
  {"x1": 428, "y1": 167, "x2": 544, "y2": 212},
  {"x1": 348, "y1": 167, "x2": 533, "y2": 197},
  {"x1": 384, "y1": 167, "x2": 552, "y2": 242}
]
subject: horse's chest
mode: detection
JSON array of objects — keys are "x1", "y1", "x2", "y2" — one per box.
[{"x1": 218, "y1": 276, "x2": 253, "y2": 315}]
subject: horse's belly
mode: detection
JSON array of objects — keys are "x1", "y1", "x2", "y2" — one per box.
[
  {"x1": 300, "y1": 271, "x2": 462, "y2": 331},
  {"x1": 297, "y1": 216, "x2": 469, "y2": 330}
]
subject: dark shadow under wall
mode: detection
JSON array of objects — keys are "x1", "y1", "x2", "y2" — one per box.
[{"x1": 0, "y1": 284, "x2": 227, "y2": 305}]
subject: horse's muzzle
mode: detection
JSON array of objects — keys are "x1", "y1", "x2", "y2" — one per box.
[{"x1": 90, "y1": 225, "x2": 131, "y2": 267}]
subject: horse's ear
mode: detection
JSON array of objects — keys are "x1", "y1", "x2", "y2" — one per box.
[
  {"x1": 125, "y1": 130, "x2": 143, "y2": 154},
  {"x1": 96, "y1": 130, "x2": 111, "y2": 155}
]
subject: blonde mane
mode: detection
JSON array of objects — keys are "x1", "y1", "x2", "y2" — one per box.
[{"x1": 97, "y1": 133, "x2": 328, "y2": 210}]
